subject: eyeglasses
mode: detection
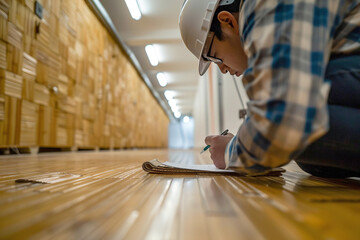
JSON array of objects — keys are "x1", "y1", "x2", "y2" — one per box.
[
  {"x1": 202, "y1": 33, "x2": 223, "y2": 64},
  {"x1": 202, "y1": 55, "x2": 223, "y2": 64}
]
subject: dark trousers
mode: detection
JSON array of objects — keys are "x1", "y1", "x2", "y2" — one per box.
[{"x1": 295, "y1": 55, "x2": 360, "y2": 177}]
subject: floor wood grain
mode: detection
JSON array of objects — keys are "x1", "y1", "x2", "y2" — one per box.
[{"x1": 0, "y1": 149, "x2": 359, "y2": 239}]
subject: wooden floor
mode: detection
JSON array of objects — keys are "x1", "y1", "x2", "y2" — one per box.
[{"x1": 0, "y1": 149, "x2": 359, "y2": 240}]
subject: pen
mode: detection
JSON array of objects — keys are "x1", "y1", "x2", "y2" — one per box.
[{"x1": 200, "y1": 129, "x2": 229, "y2": 154}]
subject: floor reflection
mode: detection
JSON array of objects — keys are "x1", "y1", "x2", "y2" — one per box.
[{"x1": 167, "y1": 150, "x2": 196, "y2": 165}]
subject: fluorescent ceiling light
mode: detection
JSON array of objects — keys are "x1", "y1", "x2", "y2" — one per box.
[
  {"x1": 171, "y1": 105, "x2": 179, "y2": 112},
  {"x1": 164, "y1": 90, "x2": 174, "y2": 100},
  {"x1": 168, "y1": 99, "x2": 176, "y2": 107},
  {"x1": 145, "y1": 45, "x2": 159, "y2": 66},
  {"x1": 124, "y1": 0, "x2": 142, "y2": 20},
  {"x1": 174, "y1": 112, "x2": 181, "y2": 118},
  {"x1": 157, "y1": 72, "x2": 167, "y2": 87},
  {"x1": 183, "y1": 116, "x2": 190, "y2": 123}
]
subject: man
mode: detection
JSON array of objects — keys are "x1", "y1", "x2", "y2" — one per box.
[{"x1": 179, "y1": 0, "x2": 360, "y2": 177}]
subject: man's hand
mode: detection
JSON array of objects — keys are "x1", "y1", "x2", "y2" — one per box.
[{"x1": 205, "y1": 133, "x2": 234, "y2": 169}]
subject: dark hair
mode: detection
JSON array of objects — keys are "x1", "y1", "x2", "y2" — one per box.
[{"x1": 210, "y1": 0, "x2": 241, "y2": 40}]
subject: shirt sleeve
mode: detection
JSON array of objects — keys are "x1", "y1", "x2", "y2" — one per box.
[{"x1": 225, "y1": 1, "x2": 336, "y2": 173}]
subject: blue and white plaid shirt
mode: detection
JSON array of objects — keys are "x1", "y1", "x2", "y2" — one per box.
[{"x1": 225, "y1": 0, "x2": 360, "y2": 173}]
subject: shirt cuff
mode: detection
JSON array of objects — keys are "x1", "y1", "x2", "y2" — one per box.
[{"x1": 224, "y1": 135, "x2": 245, "y2": 169}]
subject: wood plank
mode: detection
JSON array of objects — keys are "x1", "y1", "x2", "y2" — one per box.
[
  {"x1": 19, "y1": 99, "x2": 38, "y2": 146},
  {"x1": 0, "y1": 40, "x2": 6, "y2": 69},
  {"x1": 7, "y1": 21, "x2": 22, "y2": 49}
]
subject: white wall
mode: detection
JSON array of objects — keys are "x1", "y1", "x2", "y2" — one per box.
[
  {"x1": 221, "y1": 72, "x2": 249, "y2": 135},
  {"x1": 193, "y1": 64, "x2": 249, "y2": 148},
  {"x1": 193, "y1": 75, "x2": 208, "y2": 148},
  {"x1": 193, "y1": 65, "x2": 221, "y2": 148}
]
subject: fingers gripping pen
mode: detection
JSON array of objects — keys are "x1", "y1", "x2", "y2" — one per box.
[{"x1": 200, "y1": 129, "x2": 229, "y2": 154}]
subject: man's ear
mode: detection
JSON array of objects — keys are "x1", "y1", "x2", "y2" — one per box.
[{"x1": 217, "y1": 11, "x2": 239, "y2": 34}]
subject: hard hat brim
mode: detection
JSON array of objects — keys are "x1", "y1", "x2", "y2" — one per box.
[
  {"x1": 198, "y1": 31, "x2": 215, "y2": 76},
  {"x1": 199, "y1": 57, "x2": 211, "y2": 76}
]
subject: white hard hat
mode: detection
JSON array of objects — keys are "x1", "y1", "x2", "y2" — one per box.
[{"x1": 179, "y1": 0, "x2": 235, "y2": 76}]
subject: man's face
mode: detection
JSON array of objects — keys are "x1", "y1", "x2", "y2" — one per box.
[
  {"x1": 208, "y1": 32, "x2": 248, "y2": 77},
  {"x1": 207, "y1": 11, "x2": 248, "y2": 76}
]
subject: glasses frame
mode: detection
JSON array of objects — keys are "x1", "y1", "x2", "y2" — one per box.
[
  {"x1": 202, "y1": 55, "x2": 223, "y2": 64},
  {"x1": 202, "y1": 33, "x2": 223, "y2": 65}
]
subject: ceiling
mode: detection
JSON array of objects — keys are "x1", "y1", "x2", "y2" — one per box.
[{"x1": 99, "y1": 0, "x2": 199, "y2": 118}]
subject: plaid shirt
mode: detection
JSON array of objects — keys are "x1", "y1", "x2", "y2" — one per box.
[{"x1": 225, "y1": 0, "x2": 360, "y2": 173}]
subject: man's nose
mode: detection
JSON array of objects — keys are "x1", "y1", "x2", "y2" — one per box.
[{"x1": 218, "y1": 64, "x2": 228, "y2": 74}]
